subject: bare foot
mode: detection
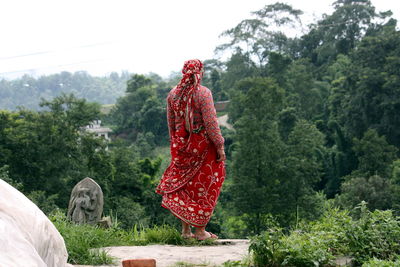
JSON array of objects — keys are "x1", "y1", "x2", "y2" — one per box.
[
  {"x1": 181, "y1": 232, "x2": 195, "y2": 239},
  {"x1": 194, "y1": 230, "x2": 218, "y2": 241},
  {"x1": 181, "y1": 221, "x2": 193, "y2": 239}
]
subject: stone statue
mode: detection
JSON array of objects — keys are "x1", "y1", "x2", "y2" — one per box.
[{"x1": 67, "y1": 177, "x2": 103, "y2": 225}]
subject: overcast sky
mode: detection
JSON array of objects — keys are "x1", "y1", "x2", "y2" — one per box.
[{"x1": 0, "y1": 0, "x2": 399, "y2": 79}]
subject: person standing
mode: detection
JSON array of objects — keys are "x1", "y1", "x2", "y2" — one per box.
[{"x1": 156, "y1": 59, "x2": 226, "y2": 240}]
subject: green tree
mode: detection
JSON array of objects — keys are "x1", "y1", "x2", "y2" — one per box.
[
  {"x1": 2, "y1": 94, "x2": 104, "y2": 206},
  {"x1": 229, "y1": 77, "x2": 285, "y2": 233},
  {"x1": 220, "y1": 50, "x2": 257, "y2": 94},
  {"x1": 337, "y1": 175, "x2": 393, "y2": 211},
  {"x1": 299, "y1": 0, "x2": 391, "y2": 66},
  {"x1": 126, "y1": 74, "x2": 152, "y2": 93},
  {"x1": 352, "y1": 129, "x2": 398, "y2": 178},
  {"x1": 218, "y1": 2, "x2": 303, "y2": 66},
  {"x1": 335, "y1": 129, "x2": 398, "y2": 211},
  {"x1": 342, "y1": 25, "x2": 400, "y2": 147},
  {"x1": 284, "y1": 59, "x2": 324, "y2": 120},
  {"x1": 111, "y1": 75, "x2": 168, "y2": 145},
  {"x1": 279, "y1": 120, "x2": 326, "y2": 223}
]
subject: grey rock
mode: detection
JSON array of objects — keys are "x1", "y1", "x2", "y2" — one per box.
[{"x1": 335, "y1": 256, "x2": 354, "y2": 266}]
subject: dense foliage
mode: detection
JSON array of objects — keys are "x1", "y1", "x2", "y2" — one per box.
[
  {"x1": 1, "y1": 0, "x2": 400, "y2": 265},
  {"x1": 215, "y1": 0, "x2": 400, "y2": 235},
  {"x1": 0, "y1": 94, "x2": 175, "y2": 229}
]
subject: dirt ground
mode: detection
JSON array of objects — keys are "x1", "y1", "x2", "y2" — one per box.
[{"x1": 73, "y1": 239, "x2": 249, "y2": 267}]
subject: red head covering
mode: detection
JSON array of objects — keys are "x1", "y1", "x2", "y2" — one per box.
[
  {"x1": 173, "y1": 59, "x2": 204, "y2": 132},
  {"x1": 178, "y1": 59, "x2": 204, "y2": 89}
]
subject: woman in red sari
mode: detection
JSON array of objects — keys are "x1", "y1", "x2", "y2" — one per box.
[{"x1": 156, "y1": 59, "x2": 226, "y2": 240}]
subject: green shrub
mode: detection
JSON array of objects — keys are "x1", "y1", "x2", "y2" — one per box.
[
  {"x1": 306, "y1": 207, "x2": 352, "y2": 256},
  {"x1": 27, "y1": 190, "x2": 59, "y2": 215},
  {"x1": 347, "y1": 203, "x2": 400, "y2": 264},
  {"x1": 249, "y1": 204, "x2": 400, "y2": 266},
  {"x1": 0, "y1": 165, "x2": 23, "y2": 190},
  {"x1": 249, "y1": 227, "x2": 336, "y2": 267},
  {"x1": 143, "y1": 225, "x2": 184, "y2": 245},
  {"x1": 280, "y1": 230, "x2": 336, "y2": 266},
  {"x1": 249, "y1": 208, "x2": 351, "y2": 266},
  {"x1": 249, "y1": 228, "x2": 286, "y2": 267},
  {"x1": 362, "y1": 257, "x2": 400, "y2": 267},
  {"x1": 110, "y1": 196, "x2": 150, "y2": 229},
  {"x1": 220, "y1": 214, "x2": 248, "y2": 239}
]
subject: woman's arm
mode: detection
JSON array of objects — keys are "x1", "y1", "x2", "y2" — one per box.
[
  {"x1": 167, "y1": 94, "x2": 176, "y2": 140},
  {"x1": 199, "y1": 87, "x2": 225, "y2": 151}
]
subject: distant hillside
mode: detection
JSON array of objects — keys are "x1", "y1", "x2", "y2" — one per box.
[{"x1": 0, "y1": 71, "x2": 131, "y2": 110}]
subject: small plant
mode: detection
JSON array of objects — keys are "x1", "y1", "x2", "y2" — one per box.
[
  {"x1": 362, "y1": 257, "x2": 400, "y2": 267},
  {"x1": 249, "y1": 228, "x2": 286, "y2": 267},
  {"x1": 280, "y1": 230, "x2": 335, "y2": 266},
  {"x1": 172, "y1": 261, "x2": 209, "y2": 267},
  {"x1": 347, "y1": 202, "x2": 400, "y2": 264},
  {"x1": 221, "y1": 260, "x2": 246, "y2": 267},
  {"x1": 143, "y1": 225, "x2": 184, "y2": 245}
]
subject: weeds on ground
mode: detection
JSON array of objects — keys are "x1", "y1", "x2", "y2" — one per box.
[
  {"x1": 172, "y1": 261, "x2": 209, "y2": 267},
  {"x1": 171, "y1": 260, "x2": 245, "y2": 267}
]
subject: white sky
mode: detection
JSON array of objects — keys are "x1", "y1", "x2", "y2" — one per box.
[{"x1": 0, "y1": 0, "x2": 399, "y2": 79}]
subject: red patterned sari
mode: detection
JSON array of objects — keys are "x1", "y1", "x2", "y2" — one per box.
[{"x1": 156, "y1": 59, "x2": 225, "y2": 227}]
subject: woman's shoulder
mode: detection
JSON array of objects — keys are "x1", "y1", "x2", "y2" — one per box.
[
  {"x1": 196, "y1": 85, "x2": 212, "y2": 98},
  {"x1": 194, "y1": 86, "x2": 213, "y2": 106},
  {"x1": 199, "y1": 85, "x2": 211, "y2": 93}
]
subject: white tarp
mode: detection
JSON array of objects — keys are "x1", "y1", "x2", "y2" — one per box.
[{"x1": 0, "y1": 179, "x2": 70, "y2": 267}]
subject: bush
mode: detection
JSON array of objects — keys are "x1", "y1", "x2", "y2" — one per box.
[
  {"x1": 249, "y1": 228, "x2": 286, "y2": 267},
  {"x1": 0, "y1": 165, "x2": 23, "y2": 190},
  {"x1": 111, "y1": 197, "x2": 150, "y2": 229},
  {"x1": 220, "y1": 215, "x2": 248, "y2": 239},
  {"x1": 249, "y1": 207, "x2": 352, "y2": 266},
  {"x1": 27, "y1": 190, "x2": 59, "y2": 215},
  {"x1": 306, "y1": 207, "x2": 352, "y2": 256},
  {"x1": 362, "y1": 257, "x2": 400, "y2": 267},
  {"x1": 348, "y1": 203, "x2": 400, "y2": 264},
  {"x1": 249, "y1": 204, "x2": 400, "y2": 266},
  {"x1": 143, "y1": 225, "x2": 183, "y2": 245},
  {"x1": 249, "y1": 227, "x2": 336, "y2": 266}
]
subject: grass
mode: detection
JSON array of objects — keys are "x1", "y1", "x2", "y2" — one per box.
[
  {"x1": 50, "y1": 210, "x2": 218, "y2": 265},
  {"x1": 172, "y1": 262, "x2": 210, "y2": 267},
  {"x1": 170, "y1": 259, "x2": 247, "y2": 267}
]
